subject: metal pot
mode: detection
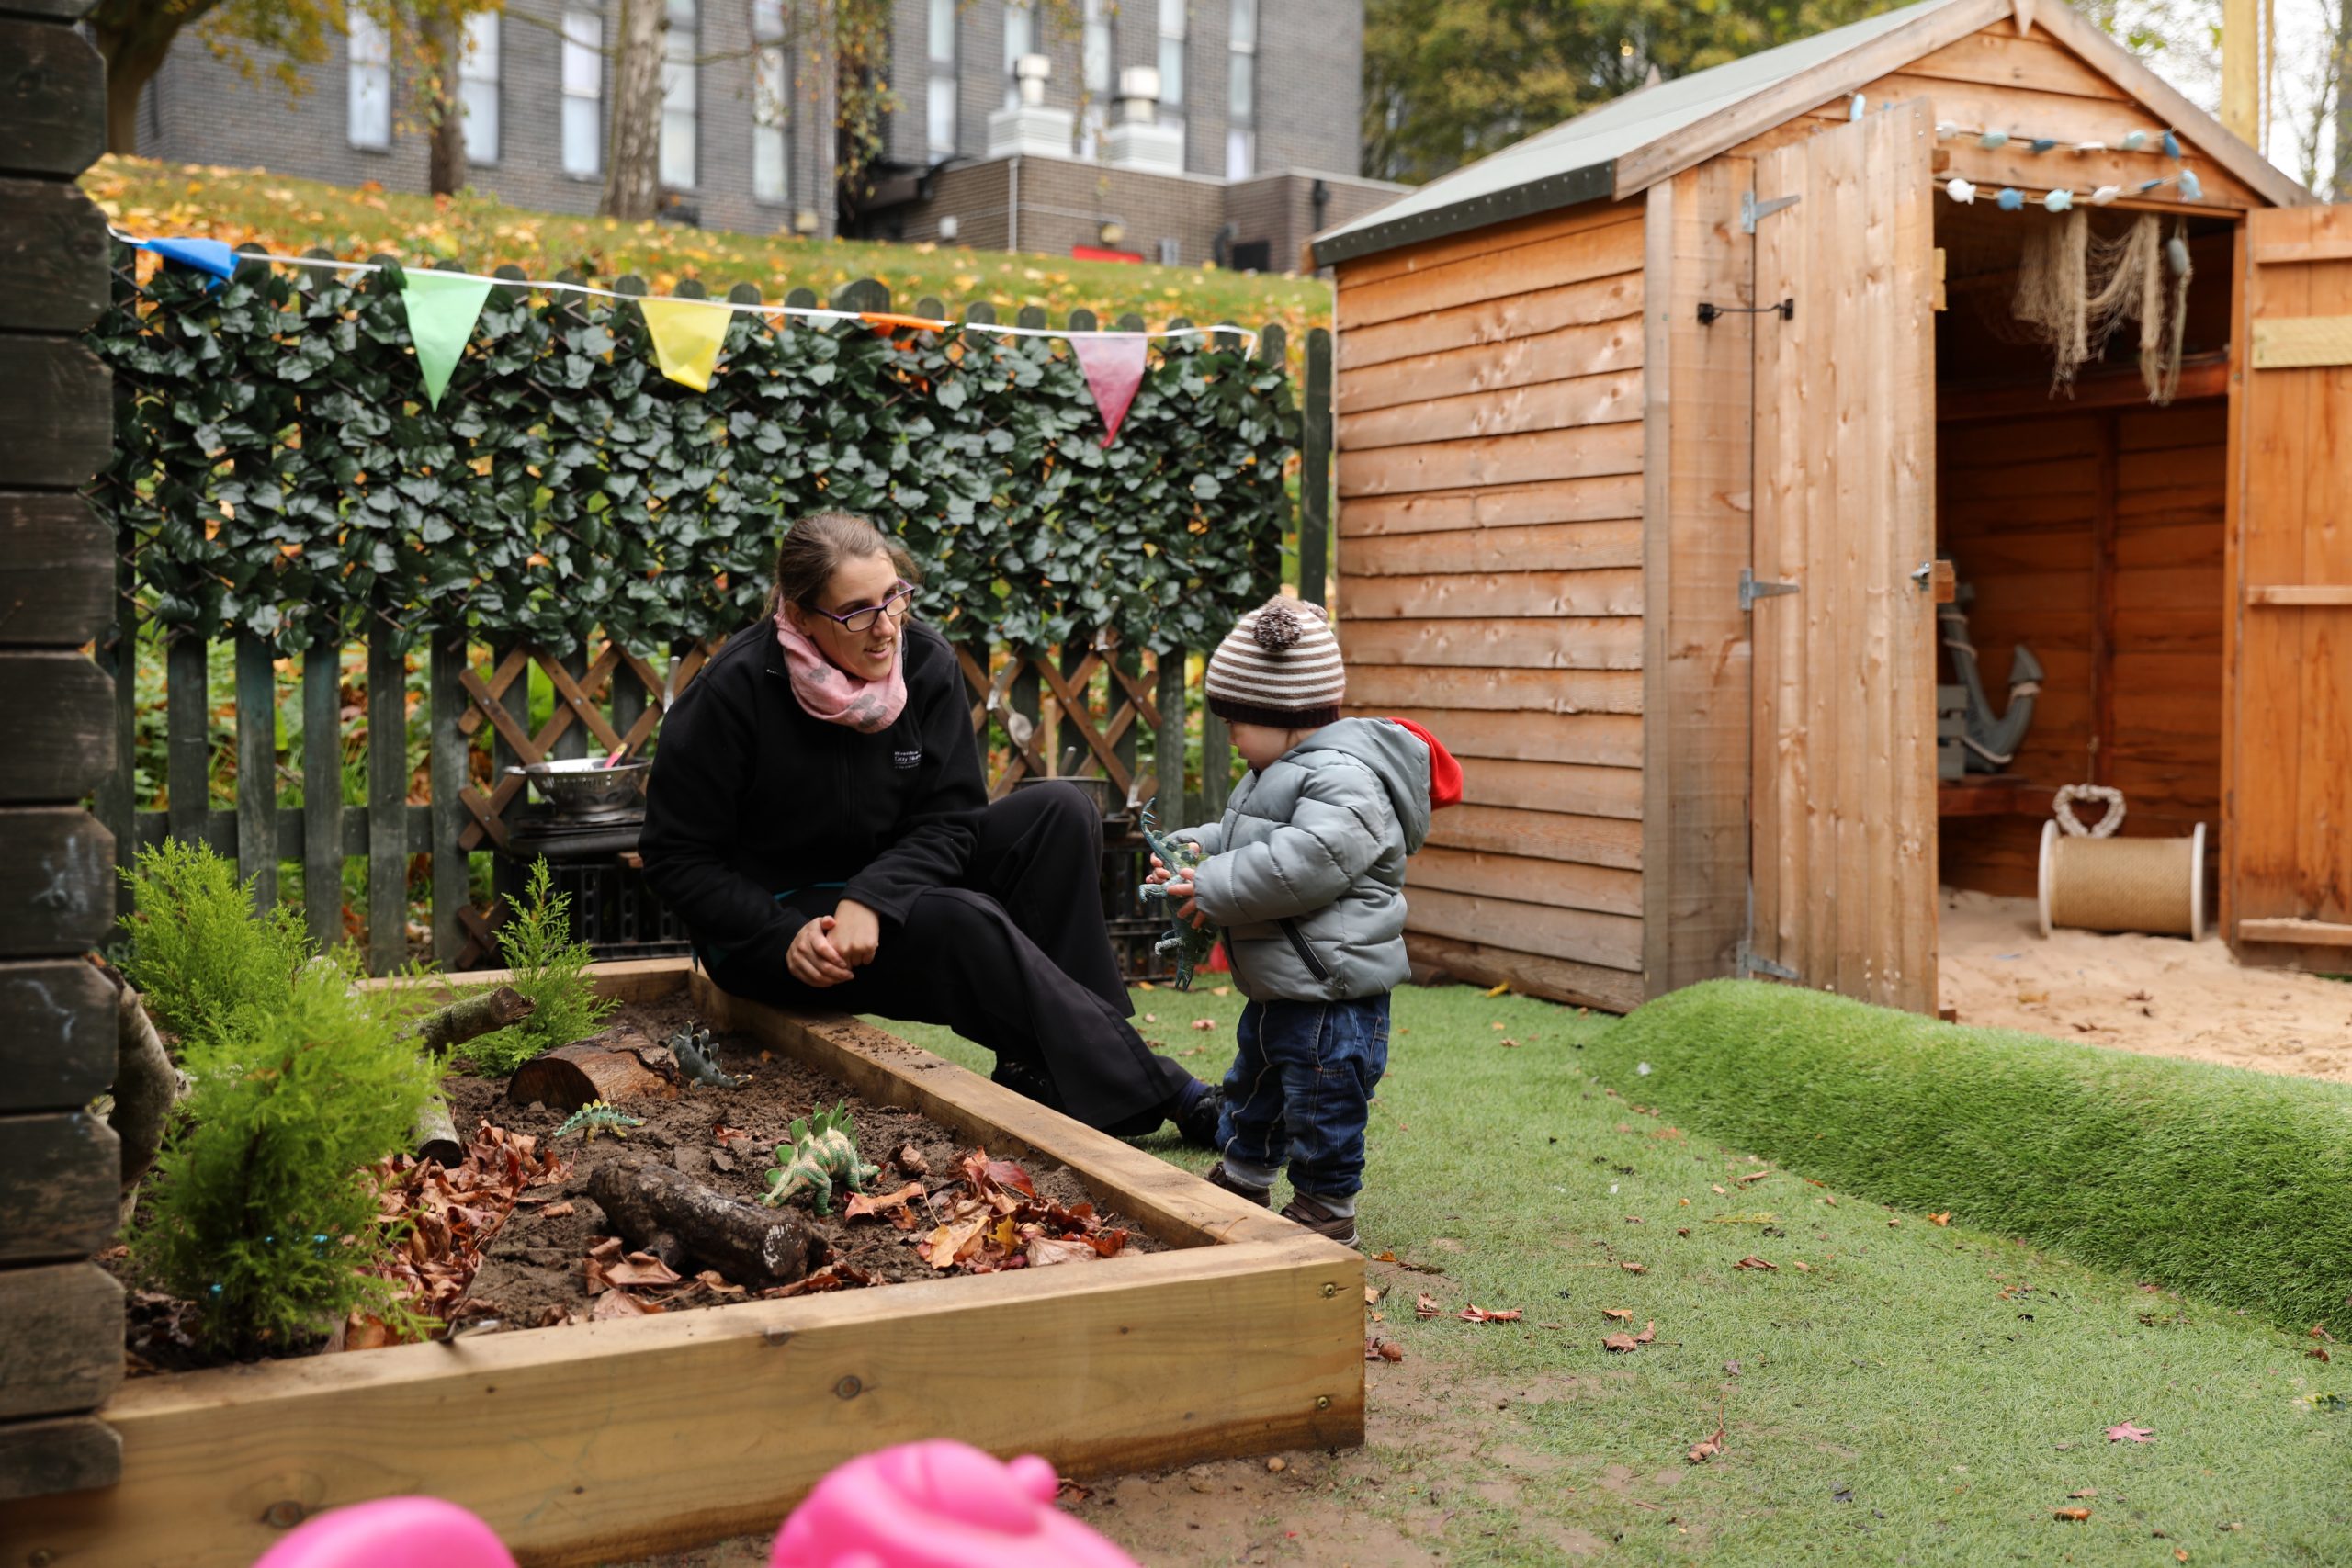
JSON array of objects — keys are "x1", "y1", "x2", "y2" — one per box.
[{"x1": 505, "y1": 758, "x2": 651, "y2": 822}]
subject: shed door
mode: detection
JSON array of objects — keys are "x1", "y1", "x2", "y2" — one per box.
[
  {"x1": 1747, "y1": 102, "x2": 1939, "y2": 1011},
  {"x1": 2228, "y1": 206, "x2": 2352, "y2": 954}
]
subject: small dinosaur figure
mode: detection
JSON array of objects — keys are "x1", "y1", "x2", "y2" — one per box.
[
  {"x1": 1137, "y1": 800, "x2": 1218, "y2": 992},
  {"x1": 761, "y1": 1100, "x2": 881, "y2": 1215},
  {"x1": 554, "y1": 1099, "x2": 645, "y2": 1144},
  {"x1": 668, "y1": 1021, "x2": 745, "y2": 1089}
]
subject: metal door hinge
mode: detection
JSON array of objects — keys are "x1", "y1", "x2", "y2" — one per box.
[
  {"x1": 1697, "y1": 298, "x2": 1794, "y2": 326},
  {"x1": 1739, "y1": 946, "x2": 1800, "y2": 982},
  {"x1": 1740, "y1": 568, "x2": 1799, "y2": 611},
  {"x1": 1742, "y1": 190, "x2": 1801, "y2": 232}
]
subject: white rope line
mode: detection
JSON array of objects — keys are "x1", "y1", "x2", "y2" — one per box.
[{"x1": 107, "y1": 226, "x2": 1258, "y2": 346}]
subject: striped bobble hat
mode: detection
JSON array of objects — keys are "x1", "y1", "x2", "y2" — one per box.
[{"x1": 1204, "y1": 595, "x2": 1344, "y2": 728}]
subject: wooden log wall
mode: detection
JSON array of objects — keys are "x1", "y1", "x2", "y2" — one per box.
[
  {"x1": 0, "y1": 0, "x2": 126, "y2": 1502},
  {"x1": 1332, "y1": 200, "x2": 1648, "y2": 1013},
  {"x1": 1936, "y1": 400, "x2": 2228, "y2": 897}
]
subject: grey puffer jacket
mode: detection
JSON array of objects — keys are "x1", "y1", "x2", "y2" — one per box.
[{"x1": 1170, "y1": 718, "x2": 1432, "y2": 1002}]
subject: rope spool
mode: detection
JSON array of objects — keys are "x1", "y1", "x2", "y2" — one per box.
[{"x1": 2037, "y1": 818, "x2": 2205, "y2": 939}]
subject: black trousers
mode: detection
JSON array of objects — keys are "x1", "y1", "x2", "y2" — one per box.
[{"x1": 708, "y1": 783, "x2": 1196, "y2": 1131}]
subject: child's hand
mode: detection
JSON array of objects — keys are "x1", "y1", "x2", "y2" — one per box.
[
  {"x1": 1146, "y1": 853, "x2": 1172, "y2": 886},
  {"x1": 1162, "y1": 874, "x2": 1210, "y2": 928}
]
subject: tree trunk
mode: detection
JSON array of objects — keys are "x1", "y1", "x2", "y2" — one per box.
[
  {"x1": 2333, "y1": 2, "x2": 2352, "y2": 200},
  {"x1": 588, "y1": 1158, "x2": 821, "y2": 1286},
  {"x1": 109, "y1": 987, "x2": 186, "y2": 1223},
  {"x1": 98, "y1": 28, "x2": 180, "y2": 156},
  {"x1": 507, "y1": 1027, "x2": 681, "y2": 1112},
  {"x1": 425, "y1": 15, "x2": 469, "y2": 198},
  {"x1": 602, "y1": 0, "x2": 669, "y2": 220},
  {"x1": 405, "y1": 985, "x2": 533, "y2": 1055}
]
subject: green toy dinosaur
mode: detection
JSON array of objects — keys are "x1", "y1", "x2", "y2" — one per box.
[
  {"x1": 760, "y1": 1100, "x2": 880, "y2": 1215},
  {"x1": 668, "y1": 1021, "x2": 745, "y2": 1089},
  {"x1": 1137, "y1": 801, "x2": 1218, "y2": 992},
  {"x1": 554, "y1": 1099, "x2": 644, "y2": 1144}
]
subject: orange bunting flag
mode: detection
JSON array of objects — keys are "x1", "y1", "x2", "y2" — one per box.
[
  {"x1": 1069, "y1": 334, "x2": 1149, "y2": 446},
  {"x1": 858, "y1": 310, "x2": 955, "y2": 335},
  {"x1": 637, "y1": 298, "x2": 733, "y2": 391}
]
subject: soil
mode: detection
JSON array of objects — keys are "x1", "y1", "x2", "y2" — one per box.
[
  {"x1": 116, "y1": 995, "x2": 1156, "y2": 1371},
  {"x1": 1939, "y1": 888, "x2": 2352, "y2": 1081}
]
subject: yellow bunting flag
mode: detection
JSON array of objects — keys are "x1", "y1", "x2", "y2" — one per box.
[{"x1": 637, "y1": 298, "x2": 733, "y2": 391}]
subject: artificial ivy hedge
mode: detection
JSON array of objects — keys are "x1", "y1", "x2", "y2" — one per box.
[{"x1": 88, "y1": 247, "x2": 1295, "y2": 655}]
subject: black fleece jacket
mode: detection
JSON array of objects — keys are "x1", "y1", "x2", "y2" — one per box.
[{"x1": 639, "y1": 619, "x2": 987, "y2": 956}]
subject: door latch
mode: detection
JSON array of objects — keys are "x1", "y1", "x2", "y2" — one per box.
[
  {"x1": 1739, "y1": 946, "x2": 1800, "y2": 982},
  {"x1": 1740, "y1": 568, "x2": 1799, "y2": 611},
  {"x1": 1698, "y1": 298, "x2": 1794, "y2": 326},
  {"x1": 1741, "y1": 190, "x2": 1801, "y2": 232}
]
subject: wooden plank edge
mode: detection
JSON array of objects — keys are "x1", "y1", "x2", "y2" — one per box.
[
  {"x1": 16, "y1": 1236, "x2": 1362, "y2": 1567},
  {"x1": 2234, "y1": 917, "x2": 2352, "y2": 947},
  {"x1": 691, "y1": 973, "x2": 1305, "y2": 1252},
  {"x1": 1405, "y1": 933, "x2": 1645, "y2": 1014},
  {"x1": 355, "y1": 954, "x2": 695, "y2": 1004}
]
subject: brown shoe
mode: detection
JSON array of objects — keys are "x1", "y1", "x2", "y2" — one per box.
[
  {"x1": 1204, "y1": 1162, "x2": 1272, "y2": 1206},
  {"x1": 1280, "y1": 1191, "x2": 1359, "y2": 1247}
]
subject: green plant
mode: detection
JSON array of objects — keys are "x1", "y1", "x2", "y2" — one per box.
[
  {"x1": 88, "y1": 240, "x2": 1295, "y2": 657},
  {"x1": 116, "y1": 839, "x2": 311, "y2": 1052},
  {"x1": 131, "y1": 956, "x2": 440, "y2": 1352},
  {"x1": 454, "y1": 858, "x2": 616, "y2": 1076}
]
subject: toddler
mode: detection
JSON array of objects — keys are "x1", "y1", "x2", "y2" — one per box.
[{"x1": 1152, "y1": 595, "x2": 1455, "y2": 1246}]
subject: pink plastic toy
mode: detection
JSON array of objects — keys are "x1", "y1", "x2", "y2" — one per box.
[
  {"x1": 249, "y1": 1496, "x2": 517, "y2": 1568},
  {"x1": 768, "y1": 1439, "x2": 1140, "y2": 1568}
]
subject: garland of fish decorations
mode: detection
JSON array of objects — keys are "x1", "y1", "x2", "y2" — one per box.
[{"x1": 1846, "y1": 95, "x2": 2203, "y2": 213}]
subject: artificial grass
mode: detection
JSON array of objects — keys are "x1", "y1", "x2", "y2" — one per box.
[
  {"x1": 1587, "y1": 979, "x2": 2352, "y2": 1333},
  {"x1": 875, "y1": 982, "x2": 2350, "y2": 1566}
]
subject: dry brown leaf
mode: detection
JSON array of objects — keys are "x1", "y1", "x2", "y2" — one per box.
[
  {"x1": 1635, "y1": 1320, "x2": 1656, "y2": 1345},
  {"x1": 1620, "y1": 1261, "x2": 1647, "y2": 1274},
  {"x1": 1737, "y1": 1170, "x2": 1773, "y2": 1185},
  {"x1": 586, "y1": 1235, "x2": 624, "y2": 1263},
  {"x1": 590, "y1": 1290, "x2": 660, "y2": 1319},
  {"x1": 1929, "y1": 1212, "x2": 1951, "y2": 1226},
  {"x1": 1364, "y1": 1337, "x2": 1405, "y2": 1363},
  {"x1": 1192, "y1": 1018, "x2": 1216, "y2": 1031},
  {"x1": 1026, "y1": 1235, "x2": 1102, "y2": 1268},
  {"x1": 1735, "y1": 1256, "x2": 1777, "y2": 1271},
  {"x1": 2052, "y1": 1507, "x2": 2091, "y2": 1522},
  {"x1": 1792, "y1": 1260, "x2": 1813, "y2": 1272},
  {"x1": 538, "y1": 1201, "x2": 576, "y2": 1219},
  {"x1": 1712, "y1": 1184, "x2": 1728, "y2": 1195},
  {"x1": 604, "y1": 1252, "x2": 683, "y2": 1289},
  {"x1": 1602, "y1": 1307, "x2": 1634, "y2": 1321},
  {"x1": 2068, "y1": 1489, "x2": 2097, "y2": 1499},
  {"x1": 892, "y1": 1142, "x2": 930, "y2": 1177},
  {"x1": 842, "y1": 1180, "x2": 926, "y2": 1224}
]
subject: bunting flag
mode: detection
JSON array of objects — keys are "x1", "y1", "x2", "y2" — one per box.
[
  {"x1": 1070, "y1": 334, "x2": 1148, "y2": 447},
  {"x1": 399, "y1": 271, "x2": 496, "y2": 409},
  {"x1": 638, "y1": 298, "x2": 733, "y2": 391},
  {"x1": 139, "y1": 235, "x2": 239, "y2": 286}
]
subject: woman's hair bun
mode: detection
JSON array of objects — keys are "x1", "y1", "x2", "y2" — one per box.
[{"x1": 1253, "y1": 603, "x2": 1303, "y2": 650}]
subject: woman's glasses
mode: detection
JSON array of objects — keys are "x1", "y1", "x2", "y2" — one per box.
[{"x1": 808, "y1": 581, "x2": 915, "y2": 634}]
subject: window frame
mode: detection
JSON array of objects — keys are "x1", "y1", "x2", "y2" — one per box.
[
  {"x1": 560, "y1": 7, "x2": 604, "y2": 179},
  {"x1": 1226, "y1": 0, "x2": 1256, "y2": 177},
  {"x1": 752, "y1": 0, "x2": 791, "y2": 205},
  {"x1": 459, "y1": 10, "x2": 501, "y2": 166},
  {"x1": 660, "y1": 0, "x2": 700, "y2": 191},
  {"x1": 346, "y1": 11, "x2": 392, "y2": 152},
  {"x1": 926, "y1": 0, "x2": 958, "y2": 159}
]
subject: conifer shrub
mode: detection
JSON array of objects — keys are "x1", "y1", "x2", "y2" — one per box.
[
  {"x1": 131, "y1": 951, "x2": 440, "y2": 1352},
  {"x1": 454, "y1": 858, "x2": 616, "y2": 1077},
  {"x1": 115, "y1": 839, "x2": 309, "y2": 1052}
]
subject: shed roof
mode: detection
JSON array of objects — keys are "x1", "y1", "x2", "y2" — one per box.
[{"x1": 1313, "y1": 0, "x2": 2309, "y2": 266}]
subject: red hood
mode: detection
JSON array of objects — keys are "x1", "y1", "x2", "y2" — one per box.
[{"x1": 1382, "y1": 717, "x2": 1463, "y2": 810}]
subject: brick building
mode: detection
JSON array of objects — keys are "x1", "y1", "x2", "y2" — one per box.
[{"x1": 132, "y1": 0, "x2": 1402, "y2": 266}]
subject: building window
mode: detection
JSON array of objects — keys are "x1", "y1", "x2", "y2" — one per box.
[
  {"x1": 1002, "y1": 0, "x2": 1035, "y2": 110},
  {"x1": 926, "y1": 0, "x2": 957, "y2": 157},
  {"x1": 661, "y1": 0, "x2": 699, "y2": 188},
  {"x1": 1225, "y1": 0, "x2": 1255, "y2": 177},
  {"x1": 752, "y1": 0, "x2": 790, "y2": 203},
  {"x1": 561, "y1": 9, "x2": 602, "y2": 176},
  {"x1": 1079, "y1": 0, "x2": 1114, "y2": 157},
  {"x1": 460, "y1": 12, "x2": 500, "y2": 164},
  {"x1": 347, "y1": 12, "x2": 391, "y2": 150},
  {"x1": 1157, "y1": 0, "x2": 1185, "y2": 153}
]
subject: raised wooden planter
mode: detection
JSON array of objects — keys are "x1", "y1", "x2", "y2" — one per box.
[{"x1": 13, "y1": 960, "x2": 1364, "y2": 1567}]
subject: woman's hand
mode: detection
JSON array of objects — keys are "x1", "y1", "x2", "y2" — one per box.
[
  {"x1": 787, "y1": 916, "x2": 857, "y2": 987},
  {"x1": 830, "y1": 898, "x2": 883, "y2": 967}
]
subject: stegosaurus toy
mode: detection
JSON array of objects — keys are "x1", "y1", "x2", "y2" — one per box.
[
  {"x1": 554, "y1": 1100, "x2": 644, "y2": 1144},
  {"x1": 668, "y1": 1021, "x2": 745, "y2": 1089},
  {"x1": 1137, "y1": 801, "x2": 1218, "y2": 992},
  {"x1": 761, "y1": 1100, "x2": 881, "y2": 1214}
]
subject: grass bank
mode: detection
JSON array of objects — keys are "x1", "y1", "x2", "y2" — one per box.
[
  {"x1": 873, "y1": 981, "x2": 2349, "y2": 1565},
  {"x1": 1587, "y1": 979, "x2": 2352, "y2": 1332},
  {"x1": 81, "y1": 157, "x2": 1328, "y2": 349}
]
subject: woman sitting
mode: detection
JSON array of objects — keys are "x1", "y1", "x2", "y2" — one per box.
[{"x1": 640, "y1": 511, "x2": 1219, "y2": 1144}]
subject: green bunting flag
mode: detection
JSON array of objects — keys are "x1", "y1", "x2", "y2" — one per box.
[
  {"x1": 400, "y1": 271, "x2": 495, "y2": 408},
  {"x1": 638, "y1": 299, "x2": 734, "y2": 391}
]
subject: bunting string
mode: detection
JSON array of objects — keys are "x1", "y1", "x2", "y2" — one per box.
[{"x1": 105, "y1": 227, "x2": 1253, "y2": 344}]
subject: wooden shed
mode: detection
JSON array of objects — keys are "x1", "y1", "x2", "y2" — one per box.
[{"x1": 1310, "y1": 0, "x2": 2352, "y2": 1014}]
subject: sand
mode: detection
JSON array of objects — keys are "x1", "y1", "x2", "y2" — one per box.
[{"x1": 1937, "y1": 888, "x2": 2352, "y2": 1082}]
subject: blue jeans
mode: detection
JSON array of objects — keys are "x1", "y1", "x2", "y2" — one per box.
[{"x1": 1216, "y1": 994, "x2": 1390, "y2": 1201}]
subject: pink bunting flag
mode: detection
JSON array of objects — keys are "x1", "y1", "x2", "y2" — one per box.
[{"x1": 1069, "y1": 335, "x2": 1148, "y2": 447}]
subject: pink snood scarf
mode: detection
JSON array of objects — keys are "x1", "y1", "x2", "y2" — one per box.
[{"x1": 773, "y1": 609, "x2": 910, "y2": 733}]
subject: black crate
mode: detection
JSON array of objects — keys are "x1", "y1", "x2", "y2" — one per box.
[{"x1": 545, "y1": 861, "x2": 697, "y2": 963}]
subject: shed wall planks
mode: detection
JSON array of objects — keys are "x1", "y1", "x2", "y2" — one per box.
[{"x1": 1336, "y1": 193, "x2": 1647, "y2": 1006}]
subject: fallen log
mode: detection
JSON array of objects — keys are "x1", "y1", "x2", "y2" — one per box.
[
  {"x1": 403, "y1": 986, "x2": 535, "y2": 1166},
  {"x1": 588, "y1": 1159, "x2": 822, "y2": 1288},
  {"x1": 507, "y1": 1028, "x2": 681, "y2": 1113}
]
